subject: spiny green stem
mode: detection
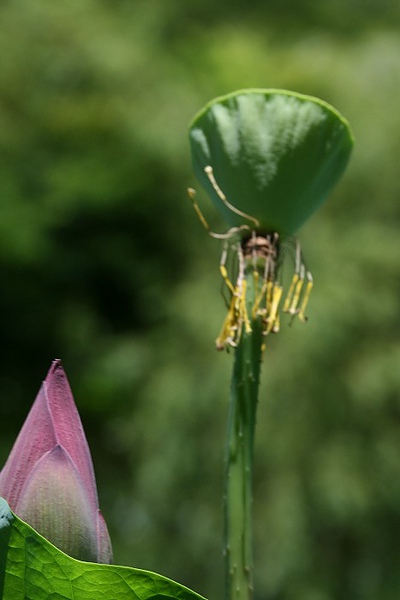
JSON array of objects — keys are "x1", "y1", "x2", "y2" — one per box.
[{"x1": 224, "y1": 274, "x2": 264, "y2": 600}]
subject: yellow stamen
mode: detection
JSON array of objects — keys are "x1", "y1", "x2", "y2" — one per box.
[
  {"x1": 265, "y1": 285, "x2": 283, "y2": 334},
  {"x1": 283, "y1": 273, "x2": 299, "y2": 312},
  {"x1": 272, "y1": 313, "x2": 280, "y2": 334},
  {"x1": 216, "y1": 294, "x2": 239, "y2": 350},
  {"x1": 240, "y1": 280, "x2": 252, "y2": 335},
  {"x1": 298, "y1": 279, "x2": 313, "y2": 322},
  {"x1": 288, "y1": 274, "x2": 304, "y2": 315},
  {"x1": 214, "y1": 234, "x2": 313, "y2": 349},
  {"x1": 220, "y1": 264, "x2": 236, "y2": 295}
]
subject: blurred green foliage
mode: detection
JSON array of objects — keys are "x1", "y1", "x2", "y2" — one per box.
[{"x1": 0, "y1": 1, "x2": 400, "y2": 599}]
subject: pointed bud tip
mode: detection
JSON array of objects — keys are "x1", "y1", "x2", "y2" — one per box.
[
  {"x1": 45, "y1": 359, "x2": 71, "y2": 395},
  {"x1": 47, "y1": 359, "x2": 64, "y2": 378}
]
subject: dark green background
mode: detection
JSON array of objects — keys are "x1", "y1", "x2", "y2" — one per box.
[{"x1": 1, "y1": 1, "x2": 400, "y2": 599}]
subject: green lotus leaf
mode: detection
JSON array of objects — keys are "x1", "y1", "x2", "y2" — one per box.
[
  {"x1": 0, "y1": 498, "x2": 13, "y2": 598},
  {"x1": 0, "y1": 498, "x2": 206, "y2": 600},
  {"x1": 189, "y1": 89, "x2": 353, "y2": 237}
]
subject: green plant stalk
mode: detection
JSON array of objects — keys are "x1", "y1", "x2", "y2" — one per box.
[{"x1": 224, "y1": 271, "x2": 264, "y2": 600}]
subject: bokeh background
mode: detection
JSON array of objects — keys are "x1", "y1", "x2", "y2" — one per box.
[{"x1": 1, "y1": 1, "x2": 400, "y2": 599}]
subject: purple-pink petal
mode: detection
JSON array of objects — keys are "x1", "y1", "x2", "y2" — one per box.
[
  {"x1": 97, "y1": 509, "x2": 114, "y2": 564},
  {"x1": 0, "y1": 359, "x2": 113, "y2": 563},
  {"x1": 0, "y1": 360, "x2": 98, "y2": 512},
  {"x1": 16, "y1": 444, "x2": 99, "y2": 561}
]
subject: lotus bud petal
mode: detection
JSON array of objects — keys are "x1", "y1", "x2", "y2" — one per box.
[{"x1": 0, "y1": 359, "x2": 113, "y2": 563}]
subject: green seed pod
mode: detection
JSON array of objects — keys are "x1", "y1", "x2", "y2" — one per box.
[{"x1": 189, "y1": 89, "x2": 353, "y2": 238}]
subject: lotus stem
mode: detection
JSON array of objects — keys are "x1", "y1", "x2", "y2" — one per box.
[{"x1": 223, "y1": 268, "x2": 264, "y2": 600}]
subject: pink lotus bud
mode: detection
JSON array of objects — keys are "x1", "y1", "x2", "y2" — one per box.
[{"x1": 0, "y1": 359, "x2": 112, "y2": 563}]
